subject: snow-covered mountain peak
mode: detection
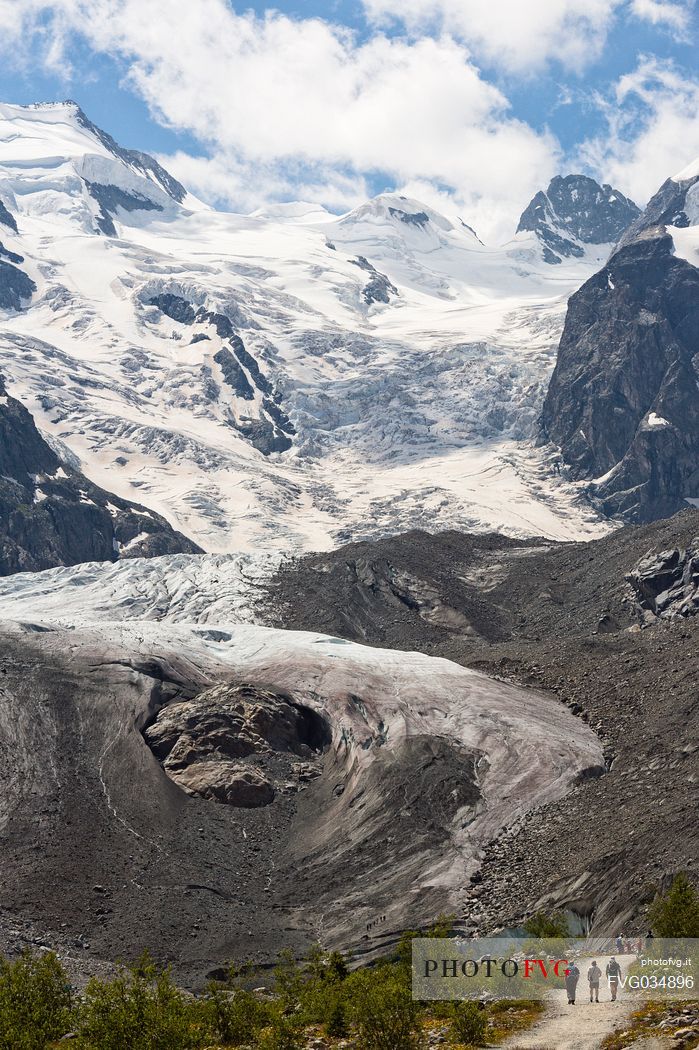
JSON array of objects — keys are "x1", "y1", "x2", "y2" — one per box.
[
  {"x1": 672, "y1": 154, "x2": 699, "y2": 184},
  {"x1": 0, "y1": 100, "x2": 188, "y2": 235},
  {"x1": 0, "y1": 100, "x2": 641, "y2": 555},
  {"x1": 516, "y1": 173, "x2": 640, "y2": 265}
]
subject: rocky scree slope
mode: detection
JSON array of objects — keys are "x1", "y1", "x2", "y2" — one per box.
[
  {"x1": 0, "y1": 374, "x2": 199, "y2": 573},
  {"x1": 268, "y1": 508, "x2": 699, "y2": 935},
  {"x1": 542, "y1": 158, "x2": 699, "y2": 523}
]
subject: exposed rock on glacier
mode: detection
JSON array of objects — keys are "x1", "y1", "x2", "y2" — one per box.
[
  {"x1": 144, "y1": 682, "x2": 329, "y2": 806},
  {"x1": 0, "y1": 198, "x2": 17, "y2": 232}
]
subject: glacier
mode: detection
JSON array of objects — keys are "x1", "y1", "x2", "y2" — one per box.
[{"x1": 0, "y1": 101, "x2": 623, "y2": 554}]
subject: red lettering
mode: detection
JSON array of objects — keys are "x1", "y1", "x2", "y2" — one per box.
[{"x1": 553, "y1": 959, "x2": 569, "y2": 977}]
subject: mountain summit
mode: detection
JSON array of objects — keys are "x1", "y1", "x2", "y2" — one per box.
[
  {"x1": 542, "y1": 157, "x2": 699, "y2": 522},
  {"x1": 0, "y1": 100, "x2": 189, "y2": 236},
  {"x1": 517, "y1": 174, "x2": 640, "y2": 264}
]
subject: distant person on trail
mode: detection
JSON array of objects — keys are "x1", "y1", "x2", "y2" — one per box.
[
  {"x1": 588, "y1": 960, "x2": 602, "y2": 1002},
  {"x1": 615, "y1": 934, "x2": 623, "y2": 952},
  {"x1": 606, "y1": 956, "x2": 622, "y2": 1001},
  {"x1": 565, "y1": 962, "x2": 580, "y2": 1005}
]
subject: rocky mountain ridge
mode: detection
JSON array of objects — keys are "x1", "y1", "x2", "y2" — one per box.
[
  {"x1": 542, "y1": 158, "x2": 699, "y2": 523},
  {"x1": 517, "y1": 174, "x2": 640, "y2": 264}
]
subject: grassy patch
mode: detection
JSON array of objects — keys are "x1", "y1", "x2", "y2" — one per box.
[{"x1": 487, "y1": 999, "x2": 546, "y2": 1044}]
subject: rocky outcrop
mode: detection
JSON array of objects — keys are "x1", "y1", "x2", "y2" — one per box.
[
  {"x1": 626, "y1": 543, "x2": 699, "y2": 619},
  {"x1": 0, "y1": 199, "x2": 17, "y2": 233},
  {"x1": 517, "y1": 174, "x2": 640, "y2": 264},
  {"x1": 0, "y1": 375, "x2": 200, "y2": 574},
  {"x1": 541, "y1": 224, "x2": 699, "y2": 522},
  {"x1": 146, "y1": 293, "x2": 295, "y2": 455},
  {"x1": 0, "y1": 259, "x2": 35, "y2": 311},
  {"x1": 86, "y1": 182, "x2": 163, "y2": 236},
  {"x1": 352, "y1": 256, "x2": 398, "y2": 305},
  {"x1": 144, "y1": 683, "x2": 329, "y2": 807}
]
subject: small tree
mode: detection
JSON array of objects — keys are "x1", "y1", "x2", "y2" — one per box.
[
  {"x1": 648, "y1": 873, "x2": 699, "y2": 937},
  {"x1": 0, "y1": 950, "x2": 72, "y2": 1050},
  {"x1": 325, "y1": 996, "x2": 348, "y2": 1037},
  {"x1": 449, "y1": 1000, "x2": 487, "y2": 1046},
  {"x1": 205, "y1": 984, "x2": 270, "y2": 1046},
  {"x1": 523, "y1": 910, "x2": 569, "y2": 938},
  {"x1": 346, "y1": 965, "x2": 423, "y2": 1050},
  {"x1": 256, "y1": 1008, "x2": 304, "y2": 1050},
  {"x1": 75, "y1": 952, "x2": 207, "y2": 1049}
]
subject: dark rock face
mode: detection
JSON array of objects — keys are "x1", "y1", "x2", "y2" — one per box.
[
  {"x1": 236, "y1": 415, "x2": 293, "y2": 455},
  {"x1": 0, "y1": 376, "x2": 200, "y2": 574},
  {"x1": 146, "y1": 294, "x2": 295, "y2": 455},
  {"x1": 388, "y1": 207, "x2": 429, "y2": 227},
  {"x1": 517, "y1": 175, "x2": 640, "y2": 264},
  {"x1": 214, "y1": 348, "x2": 255, "y2": 400},
  {"x1": 542, "y1": 228, "x2": 699, "y2": 522},
  {"x1": 617, "y1": 173, "x2": 699, "y2": 248},
  {"x1": 626, "y1": 543, "x2": 699, "y2": 618},
  {"x1": 0, "y1": 242, "x2": 23, "y2": 265},
  {"x1": 0, "y1": 259, "x2": 36, "y2": 311},
  {"x1": 144, "y1": 683, "x2": 330, "y2": 807},
  {"x1": 0, "y1": 200, "x2": 18, "y2": 233},
  {"x1": 86, "y1": 182, "x2": 163, "y2": 236},
  {"x1": 145, "y1": 292, "x2": 196, "y2": 325},
  {"x1": 352, "y1": 256, "x2": 398, "y2": 305}
]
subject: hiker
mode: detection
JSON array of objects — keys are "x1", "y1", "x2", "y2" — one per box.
[
  {"x1": 565, "y1": 962, "x2": 580, "y2": 1005},
  {"x1": 606, "y1": 956, "x2": 622, "y2": 1001},
  {"x1": 588, "y1": 960, "x2": 602, "y2": 1002},
  {"x1": 615, "y1": 934, "x2": 623, "y2": 952}
]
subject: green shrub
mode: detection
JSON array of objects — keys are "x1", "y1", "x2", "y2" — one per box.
[
  {"x1": 256, "y1": 1008, "x2": 304, "y2": 1050},
  {"x1": 325, "y1": 996, "x2": 348, "y2": 1036},
  {"x1": 75, "y1": 952, "x2": 207, "y2": 1049},
  {"x1": 204, "y1": 984, "x2": 271, "y2": 1045},
  {"x1": 0, "y1": 950, "x2": 72, "y2": 1050},
  {"x1": 523, "y1": 910, "x2": 569, "y2": 938},
  {"x1": 346, "y1": 965, "x2": 423, "y2": 1049},
  {"x1": 449, "y1": 1000, "x2": 487, "y2": 1046},
  {"x1": 648, "y1": 872, "x2": 699, "y2": 937}
]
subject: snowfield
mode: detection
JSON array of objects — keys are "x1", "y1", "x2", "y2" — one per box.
[{"x1": 0, "y1": 101, "x2": 617, "y2": 553}]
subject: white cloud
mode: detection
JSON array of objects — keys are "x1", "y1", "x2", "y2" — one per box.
[
  {"x1": 577, "y1": 56, "x2": 699, "y2": 204},
  {"x1": 161, "y1": 151, "x2": 370, "y2": 214},
  {"x1": 362, "y1": 0, "x2": 626, "y2": 73},
  {"x1": 629, "y1": 0, "x2": 693, "y2": 34},
  {"x1": 0, "y1": 0, "x2": 561, "y2": 241}
]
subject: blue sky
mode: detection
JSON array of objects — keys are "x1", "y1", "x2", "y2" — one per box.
[{"x1": 1, "y1": 0, "x2": 698, "y2": 241}]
